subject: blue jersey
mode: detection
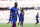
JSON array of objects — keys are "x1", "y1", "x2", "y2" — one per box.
[
  {"x1": 9, "y1": 15, "x2": 12, "y2": 21},
  {"x1": 11, "y1": 7, "x2": 19, "y2": 20},
  {"x1": 20, "y1": 12, "x2": 24, "y2": 18},
  {"x1": 19, "y1": 12, "x2": 24, "y2": 21},
  {"x1": 11, "y1": 7, "x2": 19, "y2": 16},
  {"x1": 36, "y1": 14, "x2": 39, "y2": 20}
]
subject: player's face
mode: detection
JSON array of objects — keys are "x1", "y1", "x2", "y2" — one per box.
[
  {"x1": 21, "y1": 11, "x2": 23, "y2": 13},
  {"x1": 15, "y1": 4, "x2": 18, "y2": 8}
]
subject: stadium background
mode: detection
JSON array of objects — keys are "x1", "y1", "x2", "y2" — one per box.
[{"x1": 0, "y1": 0, "x2": 40, "y2": 23}]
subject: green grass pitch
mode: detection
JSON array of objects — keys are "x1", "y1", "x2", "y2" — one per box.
[{"x1": 0, "y1": 23, "x2": 40, "y2": 27}]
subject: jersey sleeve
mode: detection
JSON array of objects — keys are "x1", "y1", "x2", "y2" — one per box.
[{"x1": 10, "y1": 7, "x2": 13, "y2": 12}]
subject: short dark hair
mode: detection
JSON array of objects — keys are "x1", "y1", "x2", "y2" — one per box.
[
  {"x1": 21, "y1": 9, "x2": 23, "y2": 12},
  {"x1": 14, "y1": 2, "x2": 17, "y2": 5}
]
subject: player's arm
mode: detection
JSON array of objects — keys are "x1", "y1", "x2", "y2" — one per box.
[
  {"x1": 9, "y1": 9, "x2": 12, "y2": 18},
  {"x1": 10, "y1": 7, "x2": 13, "y2": 17}
]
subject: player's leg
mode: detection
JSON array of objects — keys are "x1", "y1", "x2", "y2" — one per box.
[
  {"x1": 7, "y1": 20, "x2": 10, "y2": 24},
  {"x1": 7, "y1": 18, "x2": 11, "y2": 24},
  {"x1": 22, "y1": 19, "x2": 24, "y2": 27},
  {"x1": 11, "y1": 21, "x2": 12, "y2": 24},
  {"x1": 12, "y1": 17, "x2": 17, "y2": 27},
  {"x1": 35, "y1": 20, "x2": 38, "y2": 26},
  {"x1": 20, "y1": 21, "x2": 22, "y2": 27},
  {"x1": 18, "y1": 21, "x2": 20, "y2": 27},
  {"x1": 12, "y1": 24, "x2": 13, "y2": 27},
  {"x1": 18, "y1": 17, "x2": 21, "y2": 27},
  {"x1": 11, "y1": 19, "x2": 12, "y2": 24},
  {"x1": 18, "y1": 19, "x2": 21, "y2": 25},
  {"x1": 18, "y1": 21, "x2": 22, "y2": 27},
  {"x1": 22, "y1": 21, "x2": 23, "y2": 27},
  {"x1": 37, "y1": 20, "x2": 39, "y2": 23},
  {"x1": 19, "y1": 19, "x2": 23, "y2": 27},
  {"x1": 21, "y1": 21, "x2": 23, "y2": 27},
  {"x1": 21, "y1": 19, "x2": 24, "y2": 27},
  {"x1": 18, "y1": 21, "x2": 20, "y2": 25},
  {"x1": 35, "y1": 19, "x2": 39, "y2": 26},
  {"x1": 7, "y1": 22, "x2": 10, "y2": 24},
  {"x1": 12, "y1": 19, "x2": 16, "y2": 27}
]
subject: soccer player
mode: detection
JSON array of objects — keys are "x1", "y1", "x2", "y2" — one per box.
[
  {"x1": 35, "y1": 12, "x2": 40, "y2": 26},
  {"x1": 7, "y1": 12, "x2": 12, "y2": 24},
  {"x1": 10, "y1": 2, "x2": 19, "y2": 27},
  {"x1": 18, "y1": 10, "x2": 24, "y2": 27},
  {"x1": 7, "y1": 14, "x2": 12, "y2": 24}
]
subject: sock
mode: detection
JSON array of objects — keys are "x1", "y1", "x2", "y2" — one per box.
[{"x1": 36, "y1": 23, "x2": 37, "y2": 24}]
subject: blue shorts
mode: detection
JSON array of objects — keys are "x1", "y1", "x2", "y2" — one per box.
[
  {"x1": 19, "y1": 17, "x2": 24, "y2": 21},
  {"x1": 12, "y1": 17, "x2": 17, "y2": 24},
  {"x1": 9, "y1": 19, "x2": 12, "y2": 21},
  {"x1": 19, "y1": 18, "x2": 21, "y2": 21}
]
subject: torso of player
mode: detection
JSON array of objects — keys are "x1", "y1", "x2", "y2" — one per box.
[
  {"x1": 36, "y1": 14, "x2": 39, "y2": 20},
  {"x1": 19, "y1": 12, "x2": 24, "y2": 18},
  {"x1": 11, "y1": 7, "x2": 18, "y2": 16}
]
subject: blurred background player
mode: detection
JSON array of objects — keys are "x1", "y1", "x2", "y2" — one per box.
[
  {"x1": 18, "y1": 9, "x2": 24, "y2": 27},
  {"x1": 10, "y1": 2, "x2": 19, "y2": 27},
  {"x1": 35, "y1": 12, "x2": 40, "y2": 26},
  {"x1": 7, "y1": 14, "x2": 12, "y2": 24},
  {"x1": 7, "y1": 13, "x2": 12, "y2": 24},
  {"x1": 18, "y1": 7, "x2": 21, "y2": 27}
]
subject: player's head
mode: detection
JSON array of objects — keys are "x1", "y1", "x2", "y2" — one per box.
[
  {"x1": 14, "y1": 2, "x2": 18, "y2": 8},
  {"x1": 37, "y1": 12, "x2": 39, "y2": 15},
  {"x1": 21, "y1": 9, "x2": 23, "y2": 12}
]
